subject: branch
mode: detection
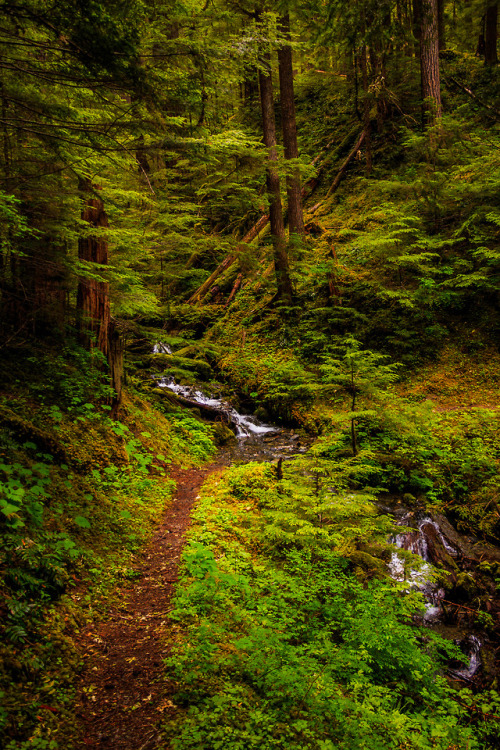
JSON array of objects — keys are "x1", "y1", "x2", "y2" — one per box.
[{"x1": 445, "y1": 76, "x2": 500, "y2": 120}]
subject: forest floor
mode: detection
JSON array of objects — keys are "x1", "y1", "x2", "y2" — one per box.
[{"x1": 74, "y1": 461, "x2": 225, "y2": 750}]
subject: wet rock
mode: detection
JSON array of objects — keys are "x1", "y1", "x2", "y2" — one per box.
[
  {"x1": 419, "y1": 521, "x2": 459, "y2": 577},
  {"x1": 434, "y1": 513, "x2": 500, "y2": 563},
  {"x1": 254, "y1": 406, "x2": 269, "y2": 422},
  {"x1": 212, "y1": 423, "x2": 237, "y2": 446}
]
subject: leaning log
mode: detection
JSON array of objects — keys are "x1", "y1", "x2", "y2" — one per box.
[
  {"x1": 225, "y1": 272, "x2": 243, "y2": 307},
  {"x1": 187, "y1": 213, "x2": 269, "y2": 304},
  {"x1": 325, "y1": 130, "x2": 366, "y2": 199}
]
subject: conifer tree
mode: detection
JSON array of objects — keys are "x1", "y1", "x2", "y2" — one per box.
[{"x1": 278, "y1": 12, "x2": 304, "y2": 238}]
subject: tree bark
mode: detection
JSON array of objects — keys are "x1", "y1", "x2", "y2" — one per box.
[
  {"x1": 278, "y1": 13, "x2": 304, "y2": 238},
  {"x1": 437, "y1": 0, "x2": 446, "y2": 50},
  {"x1": 485, "y1": 2, "x2": 498, "y2": 65},
  {"x1": 77, "y1": 178, "x2": 111, "y2": 356},
  {"x1": 225, "y1": 272, "x2": 243, "y2": 307},
  {"x1": 259, "y1": 52, "x2": 293, "y2": 303},
  {"x1": 417, "y1": 0, "x2": 442, "y2": 124}
]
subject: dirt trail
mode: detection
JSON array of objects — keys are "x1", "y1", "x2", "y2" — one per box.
[{"x1": 75, "y1": 463, "x2": 222, "y2": 749}]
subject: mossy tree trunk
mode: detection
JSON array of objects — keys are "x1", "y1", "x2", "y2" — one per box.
[{"x1": 77, "y1": 177, "x2": 123, "y2": 413}]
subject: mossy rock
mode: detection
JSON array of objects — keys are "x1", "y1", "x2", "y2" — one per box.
[
  {"x1": 162, "y1": 367, "x2": 198, "y2": 385},
  {"x1": 150, "y1": 353, "x2": 212, "y2": 380},
  {"x1": 454, "y1": 571, "x2": 480, "y2": 599},
  {"x1": 357, "y1": 542, "x2": 392, "y2": 562},
  {"x1": 349, "y1": 550, "x2": 387, "y2": 578},
  {"x1": 254, "y1": 406, "x2": 269, "y2": 422},
  {"x1": 212, "y1": 422, "x2": 237, "y2": 446}
]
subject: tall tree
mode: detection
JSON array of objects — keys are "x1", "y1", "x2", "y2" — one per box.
[
  {"x1": 0, "y1": 0, "x2": 146, "y2": 338},
  {"x1": 485, "y1": 1, "x2": 499, "y2": 64},
  {"x1": 278, "y1": 13, "x2": 304, "y2": 238},
  {"x1": 77, "y1": 179, "x2": 110, "y2": 356},
  {"x1": 415, "y1": 0, "x2": 442, "y2": 123},
  {"x1": 259, "y1": 49, "x2": 293, "y2": 302},
  {"x1": 437, "y1": 0, "x2": 446, "y2": 50}
]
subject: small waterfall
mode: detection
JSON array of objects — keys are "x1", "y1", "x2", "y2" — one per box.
[
  {"x1": 153, "y1": 342, "x2": 172, "y2": 354},
  {"x1": 157, "y1": 377, "x2": 277, "y2": 439},
  {"x1": 448, "y1": 635, "x2": 483, "y2": 682},
  {"x1": 388, "y1": 512, "x2": 482, "y2": 680}
]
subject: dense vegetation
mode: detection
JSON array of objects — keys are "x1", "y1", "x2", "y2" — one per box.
[{"x1": 1, "y1": 0, "x2": 499, "y2": 748}]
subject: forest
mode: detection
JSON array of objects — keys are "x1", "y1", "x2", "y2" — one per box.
[{"x1": 0, "y1": 0, "x2": 500, "y2": 748}]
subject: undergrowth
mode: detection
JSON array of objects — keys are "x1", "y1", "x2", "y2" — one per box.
[
  {"x1": 0, "y1": 342, "x2": 216, "y2": 749},
  {"x1": 164, "y1": 462, "x2": 500, "y2": 750}
]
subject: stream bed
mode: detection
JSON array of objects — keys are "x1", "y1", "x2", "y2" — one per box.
[{"x1": 157, "y1": 375, "x2": 312, "y2": 463}]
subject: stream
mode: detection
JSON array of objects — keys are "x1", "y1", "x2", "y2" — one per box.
[
  {"x1": 153, "y1": 343, "x2": 494, "y2": 686},
  {"x1": 387, "y1": 507, "x2": 485, "y2": 682}
]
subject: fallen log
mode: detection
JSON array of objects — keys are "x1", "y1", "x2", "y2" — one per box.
[
  {"x1": 445, "y1": 76, "x2": 500, "y2": 120},
  {"x1": 187, "y1": 213, "x2": 269, "y2": 304},
  {"x1": 156, "y1": 386, "x2": 233, "y2": 424},
  {"x1": 325, "y1": 129, "x2": 366, "y2": 199},
  {"x1": 188, "y1": 131, "x2": 363, "y2": 305}
]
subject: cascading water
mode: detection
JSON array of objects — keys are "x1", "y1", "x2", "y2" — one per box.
[
  {"x1": 153, "y1": 342, "x2": 172, "y2": 354},
  {"x1": 389, "y1": 514, "x2": 458, "y2": 622},
  {"x1": 153, "y1": 343, "x2": 309, "y2": 460},
  {"x1": 157, "y1": 377, "x2": 277, "y2": 439},
  {"x1": 388, "y1": 511, "x2": 483, "y2": 681}
]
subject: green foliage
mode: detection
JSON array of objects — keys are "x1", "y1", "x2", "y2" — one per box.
[
  {"x1": 0, "y1": 338, "x2": 217, "y2": 748},
  {"x1": 164, "y1": 463, "x2": 498, "y2": 750}
]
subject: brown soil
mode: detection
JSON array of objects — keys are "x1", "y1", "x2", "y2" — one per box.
[{"x1": 74, "y1": 462, "x2": 224, "y2": 749}]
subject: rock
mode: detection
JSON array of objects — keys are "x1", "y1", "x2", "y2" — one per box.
[
  {"x1": 433, "y1": 513, "x2": 500, "y2": 563},
  {"x1": 349, "y1": 550, "x2": 387, "y2": 578},
  {"x1": 420, "y1": 521, "x2": 459, "y2": 576},
  {"x1": 254, "y1": 406, "x2": 269, "y2": 422},
  {"x1": 212, "y1": 423, "x2": 237, "y2": 446},
  {"x1": 150, "y1": 353, "x2": 213, "y2": 380}
]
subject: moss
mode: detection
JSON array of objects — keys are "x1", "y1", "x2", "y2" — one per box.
[
  {"x1": 0, "y1": 406, "x2": 70, "y2": 464},
  {"x1": 212, "y1": 422, "x2": 237, "y2": 446},
  {"x1": 150, "y1": 353, "x2": 213, "y2": 380},
  {"x1": 349, "y1": 550, "x2": 388, "y2": 579}
]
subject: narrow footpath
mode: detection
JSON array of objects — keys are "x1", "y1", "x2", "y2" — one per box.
[{"x1": 75, "y1": 463, "x2": 222, "y2": 749}]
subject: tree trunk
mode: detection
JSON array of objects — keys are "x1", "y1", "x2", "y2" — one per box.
[
  {"x1": 77, "y1": 178, "x2": 111, "y2": 356},
  {"x1": 325, "y1": 129, "x2": 366, "y2": 199},
  {"x1": 360, "y1": 44, "x2": 372, "y2": 173},
  {"x1": 437, "y1": 0, "x2": 446, "y2": 50},
  {"x1": 485, "y1": 2, "x2": 498, "y2": 64},
  {"x1": 278, "y1": 13, "x2": 304, "y2": 238},
  {"x1": 259, "y1": 52, "x2": 293, "y2": 303},
  {"x1": 417, "y1": 0, "x2": 442, "y2": 123},
  {"x1": 187, "y1": 213, "x2": 269, "y2": 304},
  {"x1": 108, "y1": 319, "x2": 124, "y2": 417}
]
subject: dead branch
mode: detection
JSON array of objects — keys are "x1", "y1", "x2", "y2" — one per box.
[{"x1": 225, "y1": 272, "x2": 243, "y2": 307}]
